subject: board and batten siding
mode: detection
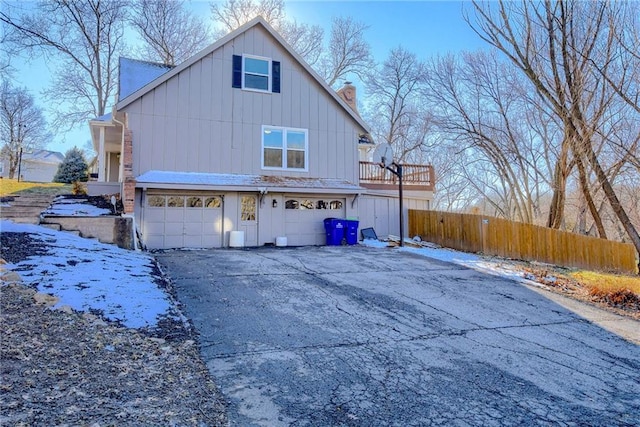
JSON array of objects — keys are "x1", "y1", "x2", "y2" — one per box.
[{"x1": 124, "y1": 25, "x2": 362, "y2": 183}]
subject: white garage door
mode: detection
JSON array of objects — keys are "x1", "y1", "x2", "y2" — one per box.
[
  {"x1": 284, "y1": 197, "x2": 346, "y2": 246},
  {"x1": 143, "y1": 194, "x2": 223, "y2": 249}
]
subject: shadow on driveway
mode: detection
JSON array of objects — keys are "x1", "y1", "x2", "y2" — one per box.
[{"x1": 156, "y1": 245, "x2": 640, "y2": 426}]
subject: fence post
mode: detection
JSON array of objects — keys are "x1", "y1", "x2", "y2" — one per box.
[{"x1": 481, "y1": 217, "x2": 488, "y2": 255}]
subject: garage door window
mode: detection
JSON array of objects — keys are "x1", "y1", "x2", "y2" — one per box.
[
  {"x1": 285, "y1": 199, "x2": 343, "y2": 210},
  {"x1": 148, "y1": 195, "x2": 223, "y2": 209},
  {"x1": 168, "y1": 196, "x2": 184, "y2": 208},
  {"x1": 187, "y1": 196, "x2": 203, "y2": 208},
  {"x1": 205, "y1": 197, "x2": 221, "y2": 208},
  {"x1": 285, "y1": 200, "x2": 299, "y2": 209},
  {"x1": 148, "y1": 195, "x2": 166, "y2": 207}
]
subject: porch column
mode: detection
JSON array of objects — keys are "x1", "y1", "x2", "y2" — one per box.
[{"x1": 98, "y1": 126, "x2": 106, "y2": 182}]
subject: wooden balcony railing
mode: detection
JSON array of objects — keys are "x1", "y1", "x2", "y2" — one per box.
[{"x1": 359, "y1": 161, "x2": 435, "y2": 191}]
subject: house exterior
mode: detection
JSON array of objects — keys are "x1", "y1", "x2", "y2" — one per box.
[
  {"x1": 89, "y1": 17, "x2": 434, "y2": 249},
  {"x1": 0, "y1": 149, "x2": 64, "y2": 182}
]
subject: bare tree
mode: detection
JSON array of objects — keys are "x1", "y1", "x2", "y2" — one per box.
[
  {"x1": 430, "y1": 146, "x2": 480, "y2": 212},
  {"x1": 210, "y1": 1, "x2": 371, "y2": 87},
  {"x1": 319, "y1": 17, "x2": 372, "y2": 87},
  {"x1": 279, "y1": 20, "x2": 324, "y2": 67},
  {"x1": 0, "y1": 0, "x2": 127, "y2": 127},
  {"x1": 469, "y1": 0, "x2": 640, "y2": 256},
  {"x1": 424, "y1": 51, "x2": 556, "y2": 223},
  {"x1": 0, "y1": 81, "x2": 50, "y2": 179},
  {"x1": 130, "y1": 0, "x2": 210, "y2": 66},
  {"x1": 211, "y1": 0, "x2": 326, "y2": 68},
  {"x1": 365, "y1": 47, "x2": 431, "y2": 163},
  {"x1": 211, "y1": 0, "x2": 286, "y2": 35}
]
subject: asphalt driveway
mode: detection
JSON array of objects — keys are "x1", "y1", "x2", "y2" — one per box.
[{"x1": 155, "y1": 246, "x2": 640, "y2": 426}]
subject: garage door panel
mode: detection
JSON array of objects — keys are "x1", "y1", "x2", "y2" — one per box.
[
  {"x1": 143, "y1": 193, "x2": 224, "y2": 250},
  {"x1": 165, "y1": 210, "x2": 185, "y2": 222},
  {"x1": 185, "y1": 210, "x2": 203, "y2": 222},
  {"x1": 203, "y1": 210, "x2": 221, "y2": 221},
  {"x1": 146, "y1": 209, "x2": 165, "y2": 222},
  {"x1": 164, "y1": 234, "x2": 184, "y2": 249},
  {"x1": 284, "y1": 197, "x2": 345, "y2": 246},
  {"x1": 164, "y1": 222, "x2": 184, "y2": 237},
  {"x1": 183, "y1": 222, "x2": 203, "y2": 236},
  {"x1": 145, "y1": 221, "x2": 165, "y2": 235},
  {"x1": 145, "y1": 235, "x2": 165, "y2": 250},
  {"x1": 183, "y1": 235, "x2": 202, "y2": 248}
]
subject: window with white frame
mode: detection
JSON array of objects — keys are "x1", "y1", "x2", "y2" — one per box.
[
  {"x1": 233, "y1": 54, "x2": 281, "y2": 93},
  {"x1": 244, "y1": 56, "x2": 270, "y2": 91},
  {"x1": 262, "y1": 126, "x2": 308, "y2": 170}
]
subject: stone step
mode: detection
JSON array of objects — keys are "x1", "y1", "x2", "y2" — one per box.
[
  {"x1": 1, "y1": 205, "x2": 52, "y2": 211},
  {"x1": 40, "y1": 223, "x2": 62, "y2": 231},
  {"x1": 5, "y1": 196, "x2": 54, "y2": 205},
  {"x1": 1, "y1": 207, "x2": 47, "y2": 213},
  {"x1": 2, "y1": 216, "x2": 40, "y2": 225},
  {"x1": 0, "y1": 195, "x2": 56, "y2": 225}
]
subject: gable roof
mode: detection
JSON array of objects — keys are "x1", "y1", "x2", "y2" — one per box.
[
  {"x1": 118, "y1": 58, "x2": 174, "y2": 101},
  {"x1": 23, "y1": 149, "x2": 65, "y2": 164},
  {"x1": 116, "y1": 16, "x2": 370, "y2": 133}
]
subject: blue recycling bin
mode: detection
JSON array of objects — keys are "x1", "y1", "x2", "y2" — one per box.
[
  {"x1": 324, "y1": 218, "x2": 346, "y2": 245},
  {"x1": 345, "y1": 220, "x2": 359, "y2": 245}
]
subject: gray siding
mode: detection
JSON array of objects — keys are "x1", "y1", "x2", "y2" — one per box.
[
  {"x1": 358, "y1": 195, "x2": 431, "y2": 240},
  {"x1": 125, "y1": 25, "x2": 362, "y2": 183}
]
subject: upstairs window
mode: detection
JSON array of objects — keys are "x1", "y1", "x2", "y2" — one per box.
[
  {"x1": 262, "y1": 126, "x2": 308, "y2": 171},
  {"x1": 244, "y1": 56, "x2": 270, "y2": 91},
  {"x1": 233, "y1": 54, "x2": 281, "y2": 93}
]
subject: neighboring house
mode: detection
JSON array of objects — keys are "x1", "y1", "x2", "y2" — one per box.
[
  {"x1": 88, "y1": 17, "x2": 434, "y2": 249},
  {"x1": 0, "y1": 149, "x2": 64, "y2": 182}
]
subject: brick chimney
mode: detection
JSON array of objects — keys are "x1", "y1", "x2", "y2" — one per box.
[{"x1": 336, "y1": 81, "x2": 359, "y2": 115}]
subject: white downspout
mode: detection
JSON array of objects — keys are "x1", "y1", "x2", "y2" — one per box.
[{"x1": 111, "y1": 110, "x2": 126, "y2": 183}]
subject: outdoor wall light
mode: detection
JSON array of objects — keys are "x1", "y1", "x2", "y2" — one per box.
[{"x1": 272, "y1": 199, "x2": 278, "y2": 208}]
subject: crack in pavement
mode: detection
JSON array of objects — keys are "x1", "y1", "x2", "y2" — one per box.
[
  {"x1": 198, "y1": 318, "x2": 590, "y2": 360},
  {"x1": 157, "y1": 247, "x2": 640, "y2": 426}
]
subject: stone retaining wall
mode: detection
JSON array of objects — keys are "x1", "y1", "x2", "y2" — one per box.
[{"x1": 41, "y1": 216, "x2": 134, "y2": 249}]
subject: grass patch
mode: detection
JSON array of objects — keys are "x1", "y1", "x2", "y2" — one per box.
[
  {"x1": 571, "y1": 271, "x2": 640, "y2": 295},
  {"x1": 570, "y1": 270, "x2": 640, "y2": 309},
  {"x1": 521, "y1": 264, "x2": 640, "y2": 315},
  {"x1": 0, "y1": 179, "x2": 71, "y2": 197}
]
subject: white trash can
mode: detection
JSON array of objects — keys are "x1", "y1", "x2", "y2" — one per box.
[{"x1": 229, "y1": 231, "x2": 245, "y2": 248}]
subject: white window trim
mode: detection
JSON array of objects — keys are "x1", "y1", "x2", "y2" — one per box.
[
  {"x1": 242, "y1": 54, "x2": 271, "y2": 93},
  {"x1": 261, "y1": 125, "x2": 309, "y2": 171}
]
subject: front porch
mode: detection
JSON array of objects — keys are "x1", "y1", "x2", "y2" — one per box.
[{"x1": 87, "y1": 112, "x2": 124, "y2": 197}]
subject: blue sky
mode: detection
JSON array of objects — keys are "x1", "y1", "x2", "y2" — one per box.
[{"x1": 10, "y1": 0, "x2": 486, "y2": 154}]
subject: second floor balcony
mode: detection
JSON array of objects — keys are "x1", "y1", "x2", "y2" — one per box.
[{"x1": 359, "y1": 161, "x2": 435, "y2": 192}]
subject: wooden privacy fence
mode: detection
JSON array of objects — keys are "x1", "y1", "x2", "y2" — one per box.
[{"x1": 409, "y1": 210, "x2": 639, "y2": 275}]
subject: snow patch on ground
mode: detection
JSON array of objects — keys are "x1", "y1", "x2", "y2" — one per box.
[
  {"x1": 360, "y1": 238, "x2": 389, "y2": 248},
  {"x1": 1, "y1": 220, "x2": 176, "y2": 329},
  {"x1": 399, "y1": 244, "x2": 540, "y2": 285},
  {"x1": 361, "y1": 238, "x2": 538, "y2": 287},
  {"x1": 43, "y1": 198, "x2": 112, "y2": 217}
]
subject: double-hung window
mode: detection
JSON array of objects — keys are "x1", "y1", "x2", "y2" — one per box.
[
  {"x1": 233, "y1": 54, "x2": 281, "y2": 93},
  {"x1": 262, "y1": 126, "x2": 308, "y2": 171},
  {"x1": 243, "y1": 55, "x2": 270, "y2": 91}
]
